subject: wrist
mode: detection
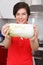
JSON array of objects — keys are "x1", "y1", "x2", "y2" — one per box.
[{"x1": 5, "y1": 35, "x2": 11, "y2": 40}]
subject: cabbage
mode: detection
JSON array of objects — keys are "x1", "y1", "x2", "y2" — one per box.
[{"x1": 9, "y1": 23, "x2": 34, "y2": 38}]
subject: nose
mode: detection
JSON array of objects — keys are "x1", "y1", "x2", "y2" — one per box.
[{"x1": 19, "y1": 15, "x2": 22, "y2": 19}]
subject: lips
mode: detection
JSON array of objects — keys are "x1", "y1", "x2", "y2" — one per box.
[{"x1": 18, "y1": 19, "x2": 25, "y2": 23}]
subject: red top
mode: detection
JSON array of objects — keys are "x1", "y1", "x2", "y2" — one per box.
[{"x1": 7, "y1": 37, "x2": 33, "y2": 65}]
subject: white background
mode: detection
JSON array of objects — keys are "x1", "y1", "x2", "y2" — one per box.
[{"x1": 0, "y1": 0, "x2": 20, "y2": 19}]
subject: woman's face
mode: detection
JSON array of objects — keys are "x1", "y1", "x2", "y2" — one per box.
[{"x1": 15, "y1": 8, "x2": 28, "y2": 24}]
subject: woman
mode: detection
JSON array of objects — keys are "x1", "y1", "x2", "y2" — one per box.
[{"x1": 1, "y1": 2, "x2": 39, "y2": 65}]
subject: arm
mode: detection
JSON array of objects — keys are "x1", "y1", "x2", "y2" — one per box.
[
  {"x1": 1, "y1": 24, "x2": 11, "y2": 48},
  {"x1": 30, "y1": 38, "x2": 39, "y2": 51},
  {"x1": 2, "y1": 36, "x2": 11, "y2": 48},
  {"x1": 30, "y1": 25, "x2": 39, "y2": 51}
]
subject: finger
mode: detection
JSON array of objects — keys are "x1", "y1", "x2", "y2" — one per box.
[
  {"x1": 33, "y1": 25, "x2": 38, "y2": 37},
  {"x1": 1, "y1": 26, "x2": 9, "y2": 37},
  {"x1": 2, "y1": 23, "x2": 9, "y2": 32},
  {"x1": 3, "y1": 26, "x2": 9, "y2": 33},
  {"x1": 5, "y1": 28, "x2": 9, "y2": 36}
]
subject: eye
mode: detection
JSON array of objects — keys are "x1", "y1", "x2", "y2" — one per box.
[
  {"x1": 22, "y1": 13, "x2": 27, "y2": 16},
  {"x1": 22, "y1": 13, "x2": 26, "y2": 15},
  {"x1": 16, "y1": 13, "x2": 20, "y2": 16}
]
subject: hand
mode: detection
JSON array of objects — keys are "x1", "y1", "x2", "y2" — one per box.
[
  {"x1": 1, "y1": 23, "x2": 10, "y2": 38},
  {"x1": 30, "y1": 25, "x2": 38, "y2": 41}
]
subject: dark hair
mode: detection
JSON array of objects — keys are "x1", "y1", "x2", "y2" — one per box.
[{"x1": 13, "y1": 2, "x2": 30, "y2": 17}]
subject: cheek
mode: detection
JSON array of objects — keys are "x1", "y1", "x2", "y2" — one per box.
[
  {"x1": 16, "y1": 16, "x2": 19, "y2": 21},
  {"x1": 23, "y1": 16, "x2": 28, "y2": 21},
  {"x1": 16, "y1": 15, "x2": 28, "y2": 21},
  {"x1": 15, "y1": 17, "x2": 20, "y2": 23}
]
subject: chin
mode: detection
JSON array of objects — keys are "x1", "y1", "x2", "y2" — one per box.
[{"x1": 16, "y1": 21, "x2": 27, "y2": 24}]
